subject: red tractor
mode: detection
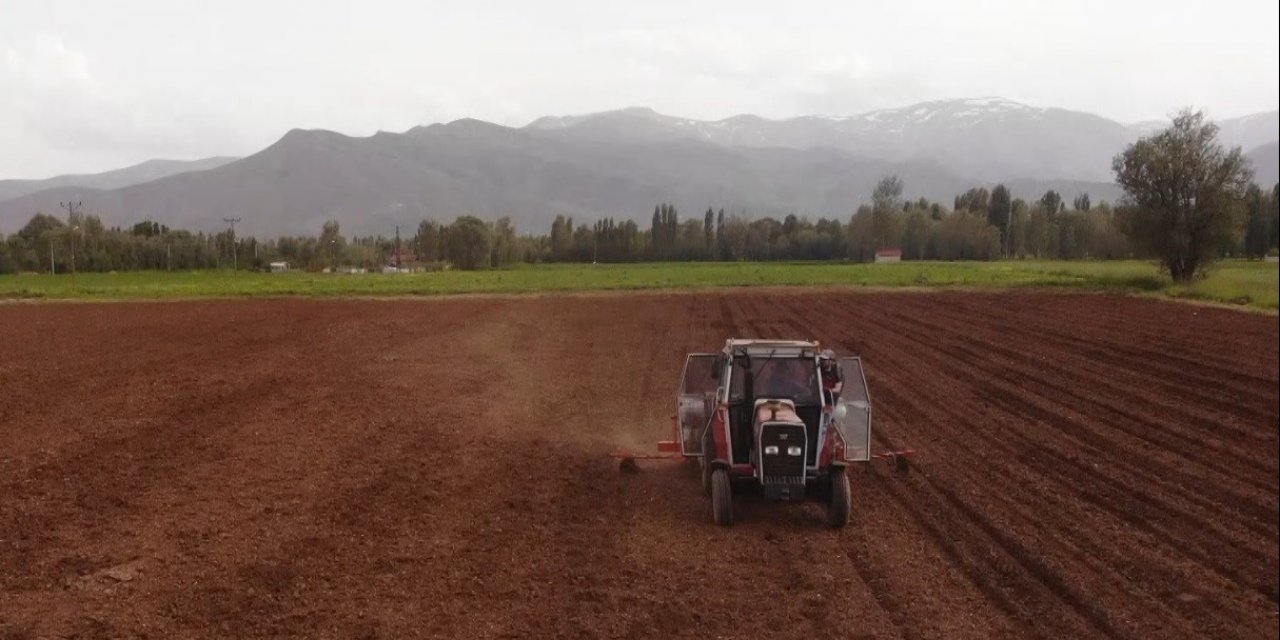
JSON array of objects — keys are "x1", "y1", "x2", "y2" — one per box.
[{"x1": 618, "y1": 339, "x2": 911, "y2": 528}]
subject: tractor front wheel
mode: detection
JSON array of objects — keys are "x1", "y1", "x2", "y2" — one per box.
[
  {"x1": 711, "y1": 468, "x2": 734, "y2": 526},
  {"x1": 827, "y1": 468, "x2": 851, "y2": 529}
]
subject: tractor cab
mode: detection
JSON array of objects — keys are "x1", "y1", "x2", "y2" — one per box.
[
  {"x1": 659, "y1": 338, "x2": 902, "y2": 528},
  {"x1": 724, "y1": 342, "x2": 824, "y2": 484}
]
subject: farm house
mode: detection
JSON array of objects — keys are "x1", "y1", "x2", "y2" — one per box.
[{"x1": 874, "y1": 248, "x2": 902, "y2": 263}]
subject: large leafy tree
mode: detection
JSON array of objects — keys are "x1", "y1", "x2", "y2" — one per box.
[
  {"x1": 444, "y1": 215, "x2": 492, "y2": 270},
  {"x1": 17, "y1": 212, "x2": 64, "y2": 242},
  {"x1": 987, "y1": 184, "x2": 1011, "y2": 256},
  {"x1": 1112, "y1": 109, "x2": 1252, "y2": 281},
  {"x1": 0, "y1": 235, "x2": 12, "y2": 274},
  {"x1": 1271, "y1": 185, "x2": 1280, "y2": 252},
  {"x1": 1072, "y1": 193, "x2": 1092, "y2": 212},
  {"x1": 954, "y1": 187, "x2": 989, "y2": 213},
  {"x1": 17, "y1": 213, "x2": 67, "y2": 273},
  {"x1": 415, "y1": 220, "x2": 443, "y2": 262},
  {"x1": 490, "y1": 217, "x2": 518, "y2": 267},
  {"x1": 319, "y1": 220, "x2": 343, "y2": 269},
  {"x1": 872, "y1": 175, "x2": 903, "y2": 214},
  {"x1": 1038, "y1": 190, "x2": 1063, "y2": 218},
  {"x1": 1243, "y1": 184, "x2": 1270, "y2": 259},
  {"x1": 867, "y1": 176, "x2": 904, "y2": 253}
]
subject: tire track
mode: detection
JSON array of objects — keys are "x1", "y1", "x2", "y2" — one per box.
[
  {"x1": 794, "y1": 293, "x2": 1256, "y2": 637},
  {"x1": 825, "y1": 295, "x2": 1278, "y2": 606},
  {"x1": 2, "y1": 291, "x2": 1275, "y2": 640}
]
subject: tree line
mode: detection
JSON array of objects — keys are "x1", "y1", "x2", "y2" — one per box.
[
  {"x1": 0, "y1": 214, "x2": 538, "y2": 274},
  {"x1": 3, "y1": 110, "x2": 1276, "y2": 279}
]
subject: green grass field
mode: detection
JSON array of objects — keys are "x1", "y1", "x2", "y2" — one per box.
[{"x1": 1, "y1": 260, "x2": 1276, "y2": 310}]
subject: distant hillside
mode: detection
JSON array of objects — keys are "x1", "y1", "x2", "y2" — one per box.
[
  {"x1": 1245, "y1": 141, "x2": 1279, "y2": 187},
  {"x1": 0, "y1": 157, "x2": 238, "y2": 203},
  {"x1": 7, "y1": 97, "x2": 1275, "y2": 237},
  {"x1": 0, "y1": 119, "x2": 1121, "y2": 237}
]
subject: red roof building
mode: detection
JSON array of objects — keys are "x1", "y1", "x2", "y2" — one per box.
[{"x1": 874, "y1": 248, "x2": 902, "y2": 263}]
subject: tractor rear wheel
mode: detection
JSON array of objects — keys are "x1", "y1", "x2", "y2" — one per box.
[
  {"x1": 826, "y1": 468, "x2": 851, "y2": 529},
  {"x1": 701, "y1": 453, "x2": 713, "y2": 496},
  {"x1": 711, "y1": 468, "x2": 734, "y2": 526}
]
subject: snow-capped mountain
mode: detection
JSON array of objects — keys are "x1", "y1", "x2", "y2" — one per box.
[
  {"x1": 527, "y1": 98, "x2": 1278, "y2": 183},
  {"x1": 1125, "y1": 120, "x2": 1170, "y2": 137},
  {"x1": 1213, "y1": 112, "x2": 1280, "y2": 153},
  {"x1": 2, "y1": 98, "x2": 1272, "y2": 237}
]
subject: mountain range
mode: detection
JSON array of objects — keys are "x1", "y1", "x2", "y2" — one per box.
[
  {"x1": 535, "y1": 100, "x2": 1277, "y2": 182},
  {"x1": 1246, "y1": 141, "x2": 1279, "y2": 187},
  {"x1": 0, "y1": 157, "x2": 238, "y2": 203},
  {"x1": 0, "y1": 98, "x2": 1275, "y2": 237}
]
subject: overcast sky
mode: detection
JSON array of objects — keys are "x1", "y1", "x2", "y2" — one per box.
[{"x1": 2, "y1": 0, "x2": 1277, "y2": 179}]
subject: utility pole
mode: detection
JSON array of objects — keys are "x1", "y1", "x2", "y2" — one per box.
[
  {"x1": 60, "y1": 201, "x2": 82, "y2": 274},
  {"x1": 60, "y1": 201, "x2": 82, "y2": 220},
  {"x1": 222, "y1": 217, "x2": 241, "y2": 271},
  {"x1": 1006, "y1": 191, "x2": 1013, "y2": 260},
  {"x1": 69, "y1": 226, "x2": 80, "y2": 285},
  {"x1": 394, "y1": 225, "x2": 401, "y2": 271}
]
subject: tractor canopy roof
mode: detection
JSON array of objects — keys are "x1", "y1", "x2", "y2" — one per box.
[{"x1": 722, "y1": 339, "x2": 819, "y2": 359}]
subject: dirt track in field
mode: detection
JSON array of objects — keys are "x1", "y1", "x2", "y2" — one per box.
[{"x1": 0, "y1": 291, "x2": 1276, "y2": 639}]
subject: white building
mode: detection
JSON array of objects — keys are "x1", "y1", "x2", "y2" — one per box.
[{"x1": 874, "y1": 248, "x2": 902, "y2": 263}]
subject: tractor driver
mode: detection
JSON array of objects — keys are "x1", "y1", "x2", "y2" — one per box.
[{"x1": 820, "y1": 349, "x2": 843, "y2": 403}]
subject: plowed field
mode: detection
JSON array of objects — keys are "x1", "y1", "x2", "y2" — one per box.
[{"x1": 1, "y1": 291, "x2": 1276, "y2": 639}]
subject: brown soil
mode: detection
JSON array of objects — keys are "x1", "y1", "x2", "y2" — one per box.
[{"x1": 0, "y1": 291, "x2": 1276, "y2": 639}]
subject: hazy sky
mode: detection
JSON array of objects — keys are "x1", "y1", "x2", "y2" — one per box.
[{"x1": 2, "y1": 0, "x2": 1277, "y2": 178}]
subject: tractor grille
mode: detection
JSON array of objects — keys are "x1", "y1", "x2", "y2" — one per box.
[{"x1": 759, "y1": 422, "x2": 807, "y2": 484}]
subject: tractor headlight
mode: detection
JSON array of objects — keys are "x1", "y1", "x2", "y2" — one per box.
[
  {"x1": 787, "y1": 446, "x2": 802, "y2": 456},
  {"x1": 764, "y1": 445, "x2": 779, "y2": 455}
]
